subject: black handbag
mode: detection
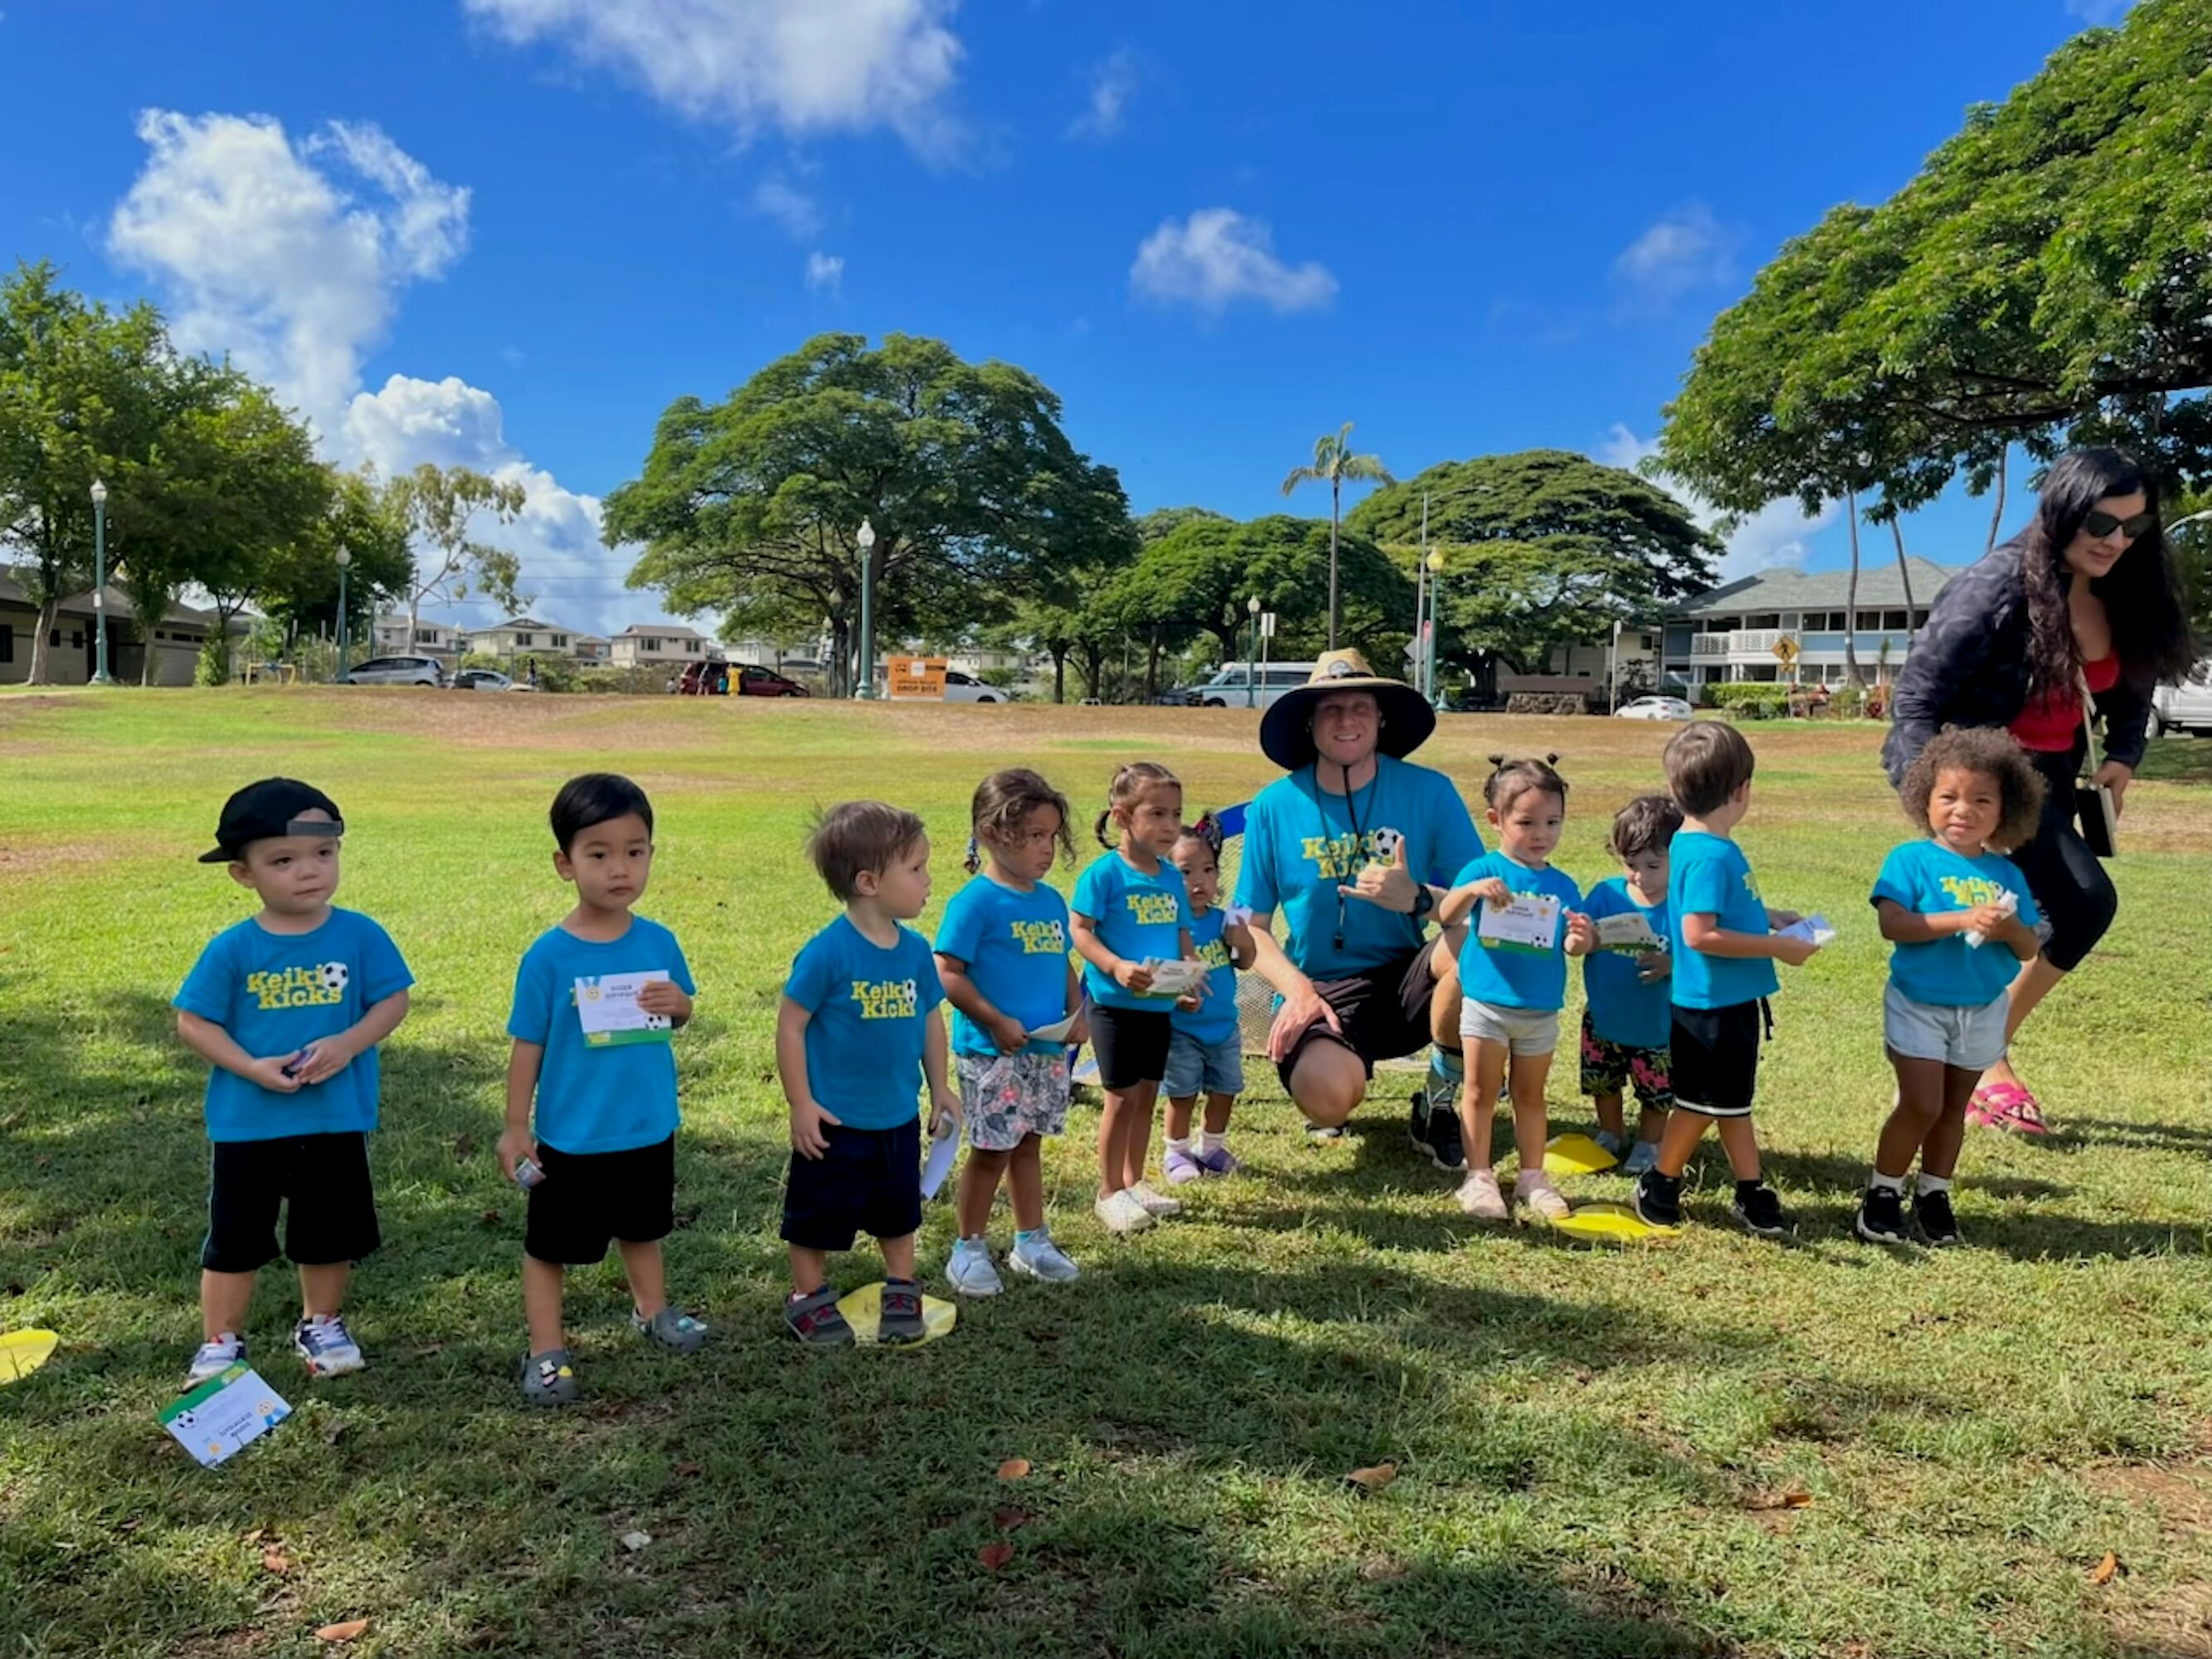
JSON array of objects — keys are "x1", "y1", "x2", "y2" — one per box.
[{"x1": 2073, "y1": 670, "x2": 2117, "y2": 859}]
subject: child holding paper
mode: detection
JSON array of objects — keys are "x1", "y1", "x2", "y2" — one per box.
[
  {"x1": 1070, "y1": 762, "x2": 1202, "y2": 1234},
  {"x1": 1578, "y1": 794, "x2": 1682, "y2": 1176},
  {"x1": 500, "y1": 774, "x2": 706, "y2": 1406},
  {"x1": 1633, "y1": 723, "x2": 1819, "y2": 1239},
  {"x1": 1856, "y1": 729, "x2": 2044, "y2": 1248},
  {"x1": 175, "y1": 779, "x2": 413, "y2": 1383},
  {"x1": 1436, "y1": 757, "x2": 1596, "y2": 1222},
  {"x1": 1163, "y1": 814, "x2": 1257, "y2": 1183},
  {"x1": 936, "y1": 769, "x2": 1087, "y2": 1297},
  {"x1": 777, "y1": 801, "x2": 961, "y2": 1345}
]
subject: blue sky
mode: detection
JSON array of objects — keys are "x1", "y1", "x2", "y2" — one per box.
[{"x1": 0, "y1": 0, "x2": 2134, "y2": 637}]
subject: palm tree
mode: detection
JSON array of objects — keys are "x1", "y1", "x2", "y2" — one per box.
[{"x1": 1281, "y1": 421, "x2": 1393, "y2": 648}]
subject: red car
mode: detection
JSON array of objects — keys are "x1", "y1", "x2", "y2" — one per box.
[{"x1": 735, "y1": 664, "x2": 809, "y2": 698}]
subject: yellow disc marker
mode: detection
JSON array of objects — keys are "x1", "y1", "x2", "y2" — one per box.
[
  {"x1": 835, "y1": 1283, "x2": 959, "y2": 1345},
  {"x1": 1548, "y1": 1201, "x2": 1678, "y2": 1244},
  {"x1": 1541, "y1": 1133, "x2": 1620, "y2": 1178},
  {"x1": 0, "y1": 1330, "x2": 59, "y2": 1384}
]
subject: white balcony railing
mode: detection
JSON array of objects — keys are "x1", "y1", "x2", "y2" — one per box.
[{"x1": 1690, "y1": 630, "x2": 1791, "y2": 658}]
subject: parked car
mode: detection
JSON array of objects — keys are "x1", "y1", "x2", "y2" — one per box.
[
  {"x1": 1170, "y1": 663, "x2": 1323, "y2": 708},
  {"x1": 676, "y1": 661, "x2": 731, "y2": 695},
  {"x1": 452, "y1": 668, "x2": 523, "y2": 692},
  {"x1": 2150, "y1": 663, "x2": 2212, "y2": 737},
  {"x1": 1615, "y1": 695, "x2": 1695, "y2": 722},
  {"x1": 345, "y1": 654, "x2": 446, "y2": 686},
  {"x1": 941, "y1": 668, "x2": 1005, "y2": 703},
  {"x1": 735, "y1": 664, "x2": 809, "y2": 698}
]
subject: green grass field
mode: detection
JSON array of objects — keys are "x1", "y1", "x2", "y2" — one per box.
[{"x1": 2, "y1": 689, "x2": 2210, "y2": 1659}]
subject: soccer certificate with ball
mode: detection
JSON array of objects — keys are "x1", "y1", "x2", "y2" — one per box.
[{"x1": 575, "y1": 970, "x2": 674, "y2": 1047}]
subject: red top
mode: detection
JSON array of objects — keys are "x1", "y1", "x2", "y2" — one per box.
[{"x1": 2009, "y1": 653, "x2": 2120, "y2": 752}]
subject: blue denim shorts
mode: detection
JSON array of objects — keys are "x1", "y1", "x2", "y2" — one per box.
[{"x1": 1163, "y1": 1028, "x2": 1244, "y2": 1100}]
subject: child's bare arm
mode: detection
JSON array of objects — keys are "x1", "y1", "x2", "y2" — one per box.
[
  {"x1": 1681, "y1": 912, "x2": 1816, "y2": 966},
  {"x1": 936, "y1": 952, "x2": 1024, "y2": 1053},
  {"x1": 923, "y1": 1008, "x2": 960, "y2": 1131},
  {"x1": 498, "y1": 1041, "x2": 542, "y2": 1177},
  {"x1": 776, "y1": 995, "x2": 837, "y2": 1157},
  {"x1": 294, "y1": 989, "x2": 411, "y2": 1087},
  {"x1": 1072, "y1": 913, "x2": 1152, "y2": 994},
  {"x1": 177, "y1": 1010, "x2": 298, "y2": 1094}
]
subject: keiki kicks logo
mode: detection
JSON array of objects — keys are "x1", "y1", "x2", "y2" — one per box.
[
  {"x1": 1125, "y1": 893, "x2": 1181, "y2": 925},
  {"x1": 1299, "y1": 826, "x2": 1403, "y2": 882},
  {"x1": 246, "y1": 964, "x2": 348, "y2": 1010},
  {"x1": 849, "y1": 976, "x2": 921, "y2": 1019},
  {"x1": 1009, "y1": 919, "x2": 1066, "y2": 954}
]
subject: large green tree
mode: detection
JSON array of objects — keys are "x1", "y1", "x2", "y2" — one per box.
[
  {"x1": 389, "y1": 464, "x2": 527, "y2": 649},
  {"x1": 1281, "y1": 422, "x2": 1393, "y2": 649},
  {"x1": 1347, "y1": 450, "x2": 1720, "y2": 695},
  {"x1": 1657, "y1": 0, "x2": 2212, "y2": 521},
  {"x1": 603, "y1": 333, "x2": 1135, "y2": 698}
]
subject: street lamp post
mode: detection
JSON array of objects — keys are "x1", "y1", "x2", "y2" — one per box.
[
  {"x1": 89, "y1": 479, "x2": 114, "y2": 685},
  {"x1": 1246, "y1": 596, "x2": 1261, "y2": 708},
  {"x1": 335, "y1": 546, "x2": 352, "y2": 683},
  {"x1": 854, "y1": 518, "x2": 878, "y2": 700},
  {"x1": 1426, "y1": 550, "x2": 1446, "y2": 710}
]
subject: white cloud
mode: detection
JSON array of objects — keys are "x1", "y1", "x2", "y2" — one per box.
[
  {"x1": 1130, "y1": 208, "x2": 1337, "y2": 315},
  {"x1": 108, "y1": 110, "x2": 469, "y2": 434},
  {"x1": 751, "y1": 177, "x2": 823, "y2": 241},
  {"x1": 1067, "y1": 49, "x2": 1139, "y2": 140},
  {"x1": 462, "y1": 0, "x2": 964, "y2": 153},
  {"x1": 1611, "y1": 202, "x2": 1734, "y2": 305},
  {"x1": 1597, "y1": 422, "x2": 1838, "y2": 581},
  {"x1": 804, "y1": 251, "x2": 845, "y2": 294}
]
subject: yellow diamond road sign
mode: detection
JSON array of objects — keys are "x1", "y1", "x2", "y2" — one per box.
[{"x1": 1772, "y1": 636, "x2": 1800, "y2": 664}]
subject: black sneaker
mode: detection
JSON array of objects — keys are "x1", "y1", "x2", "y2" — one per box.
[
  {"x1": 784, "y1": 1286, "x2": 855, "y2": 1347},
  {"x1": 878, "y1": 1277, "x2": 926, "y2": 1345},
  {"x1": 1409, "y1": 1086, "x2": 1466, "y2": 1172},
  {"x1": 1732, "y1": 1183, "x2": 1795, "y2": 1240},
  {"x1": 1631, "y1": 1170, "x2": 1683, "y2": 1228},
  {"x1": 1855, "y1": 1185, "x2": 1908, "y2": 1245},
  {"x1": 1912, "y1": 1188, "x2": 1962, "y2": 1248}
]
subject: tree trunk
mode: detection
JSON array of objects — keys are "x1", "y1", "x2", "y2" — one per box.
[
  {"x1": 1986, "y1": 446, "x2": 2008, "y2": 553},
  {"x1": 1144, "y1": 632, "x2": 1160, "y2": 703},
  {"x1": 27, "y1": 595, "x2": 58, "y2": 685},
  {"x1": 1890, "y1": 518, "x2": 1916, "y2": 619},
  {"x1": 1844, "y1": 491, "x2": 1864, "y2": 690},
  {"x1": 1327, "y1": 477, "x2": 1342, "y2": 650},
  {"x1": 1050, "y1": 648, "x2": 1067, "y2": 704}
]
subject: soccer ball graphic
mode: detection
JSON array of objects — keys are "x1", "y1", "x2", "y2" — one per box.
[{"x1": 318, "y1": 962, "x2": 350, "y2": 995}]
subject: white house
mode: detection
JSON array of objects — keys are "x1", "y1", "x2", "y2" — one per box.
[
  {"x1": 462, "y1": 615, "x2": 599, "y2": 661},
  {"x1": 1661, "y1": 558, "x2": 1961, "y2": 687},
  {"x1": 371, "y1": 612, "x2": 461, "y2": 658},
  {"x1": 609, "y1": 624, "x2": 715, "y2": 669}
]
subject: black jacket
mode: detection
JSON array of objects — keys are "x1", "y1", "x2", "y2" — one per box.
[{"x1": 1882, "y1": 538, "x2": 2151, "y2": 786}]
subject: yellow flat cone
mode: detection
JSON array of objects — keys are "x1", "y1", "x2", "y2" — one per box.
[
  {"x1": 0, "y1": 1330, "x2": 59, "y2": 1384},
  {"x1": 1549, "y1": 1202, "x2": 1677, "y2": 1244},
  {"x1": 1542, "y1": 1133, "x2": 1619, "y2": 1177},
  {"x1": 836, "y1": 1283, "x2": 958, "y2": 1345}
]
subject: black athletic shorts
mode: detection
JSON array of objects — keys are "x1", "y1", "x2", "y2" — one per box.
[
  {"x1": 1669, "y1": 1001, "x2": 1763, "y2": 1118},
  {"x1": 202, "y1": 1131, "x2": 380, "y2": 1273},
  {"x1": 1275, "y1": 945, "x2": 1441, "y2": 1092},
  {"x1": 1089, "y1": 1004, "x2": 1174, "y2": 1090},
  {"x1": 780, "y1": 1117, "x2": 922, "y2": 1253},
  {"x1": 525, "y1": 1134, "x2": 677, "y2": 1266}
]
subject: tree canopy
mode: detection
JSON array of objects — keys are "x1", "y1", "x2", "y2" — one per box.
[{"x1": 1657, "y1": 0, "x2": 2212, "y2": 518}]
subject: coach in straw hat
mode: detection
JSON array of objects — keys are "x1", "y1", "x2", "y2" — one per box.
[{"x1": 1232, "y1": 649, "x2": 1482, "y2": 1166}]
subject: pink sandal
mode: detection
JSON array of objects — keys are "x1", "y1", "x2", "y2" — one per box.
[{"x1": 1969, "y1": 1082, "x2": 2050, "y2": 1136}]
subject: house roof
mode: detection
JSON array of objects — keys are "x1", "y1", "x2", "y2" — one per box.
[
  {"x1": 613, "y1": 623, "x2": 707, "y2": 640},
  {"x1": 1673, "y1": 557, "x2": 1963, "y2": 619},
  {"x1": 474, "y1": 615, "x2": 582, "y2": 633},
  {"x1": 0, "y1": 572, "x2": 219, "y2": 629}
]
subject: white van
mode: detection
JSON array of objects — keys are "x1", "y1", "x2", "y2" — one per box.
[
  {"x1": 2151, "y1": 661, "x2": 2212, "y2": 737},
  {"x1": 1187, "y1": 662, "x2": 1320, "y2": 708}
]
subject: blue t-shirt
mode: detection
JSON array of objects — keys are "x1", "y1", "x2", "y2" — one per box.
[
  {"x1": 785, "y1": 915, "x2": 945, "y2": 1131},
  {"x1": 1870, "y1": 839, "x2": 2042, "y2": 1008},
  {"x1": 1581, "y1": 877, "x2": 1672, "y2": 1050},
  {"x1": 1451, "y1": 851, "x2": 1583, "y2": 1013},
  {"x1": 933, "y1": 874, "x2": 1073, "y2": 1058},
  {"x1": 1235, "y1": 756, "x2": 1481, "y2": 980},
  {"x1": 1072, "y1": 850, "x2": 1192, "y2": 1011},
  {"x1": 506, "y1": 917, "x2": 697, "y2": 1155},
  {"x1": 1667, "y1": 831, "x2": 1778, "y2": 1010},
  {"x1": 173, "y1": 907, "x2": 413, "y2": 1143},
  {"x1": 1172, "y1": 906, "x2": 1240, "y2": 1044}
]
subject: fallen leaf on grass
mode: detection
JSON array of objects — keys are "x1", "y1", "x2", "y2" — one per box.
[
  {"x1": 315, "y1": 1621, "x2": 369, "y2": 1643},
  {"x1": 323, "y1": 1421, "x2": 348, "y2": 1447},
  {"x1": 479, "y1": 1209, "x2": 501, "y2": 1226},
  {"x1": 241, "y1": 1528, "x2": 265, "y2": 1545},
  {"x1": 262, "y1": 1545, "x2": 290, "y2": 1575},
  {"x1": 978, "y1": 1541, "x2": 1014, "y2": 1571},
  {"x1": 992, "y1": 1507, "x2": 1030, "y2": 1531},
  {"x1": 996, "y1": 1457, "x2": 1030, "y2": 1481},
  {"x1": 621, "y1": 1530, "x2": 652, "y2": 1553},
  {"x1": 2092, "y1": 1550, "x2": 2122, "y2": 1585},
  {"x1": 1748, "y1": 1487, "x2": 1814, "y2": 1511},
  {"x1": 1781, "y1": 1488, "x2": 1813, "y2": 1509},
  {"x1": 1345, "y1": 1463, "x2": 1398, "y2": 1494}
]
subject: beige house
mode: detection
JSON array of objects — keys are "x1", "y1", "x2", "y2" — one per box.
[
  {"x1": 571, "y1": 634, "x2": 610, "y2": 664},
  {"x1": 0, "y1": 574, "x2": 221, "y2": 686},
  {"x1": 462, "y1": 615, "x2": 600, "y2": 661},
  {"x1": 371, "y1": 612, "x2": 462, "y2": 658},
  {"x1": 609, "y1": 624, "x2": 714, "y2": 669}
]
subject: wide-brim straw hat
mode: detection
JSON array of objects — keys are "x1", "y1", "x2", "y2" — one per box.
[{"x1": 1258, "y1": 649, "x2": 1437, "y2": 771}]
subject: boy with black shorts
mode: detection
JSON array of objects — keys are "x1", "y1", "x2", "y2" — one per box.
[
  {"x1": 1632, "y1": 724, "x2": 1821, "y2": 1238},
  {"x1": 174, "y1": 779, "x2": 413, "y2": 1383},
  {"x1": 501, "y1": 774, "x2": 707, "y2": 1406},
  {"x1": 775, "y1": 801, "x2": 961, "y2": 1345}
]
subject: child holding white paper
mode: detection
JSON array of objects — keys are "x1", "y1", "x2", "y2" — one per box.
[
  {"x1": 500, "y1": 774, "x2": 705, "y2": 1406},
  {"x1": 935, "y1": 769, "x2": 1088, "y2": 1297},
  {"x1": 1436, "y1": 757, "x2": 1597, "y2": 1222},
  {"x1": 1578, "y1": 794, "x2": 1681, "y2": 1176},
  {"x1": 1070, "y1": 762, "x2": 1203, "y2": 1234},
  {"x1": 1856, "y1": 729, "x2": 2045, "y2": 1248},
  {"x1": 1163, "y1": 815, "x2": 1257, "y2": 1184}
]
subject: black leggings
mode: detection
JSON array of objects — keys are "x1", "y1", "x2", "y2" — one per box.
[{"x1": 2008, "y1": 744, "x2": 2117, "y2": 974}]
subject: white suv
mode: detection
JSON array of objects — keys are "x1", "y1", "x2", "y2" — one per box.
[
  {"x1": 345, "y1": 654, "x2": 446, "y2": 686},
  {"x1": 2151, "y1": 662, "x2": 2212, "y2": 737}
]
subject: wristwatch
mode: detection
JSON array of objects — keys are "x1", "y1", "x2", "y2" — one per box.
[{"x1": 1412, "y1": 884, "x2": 1437, "y2": 921}]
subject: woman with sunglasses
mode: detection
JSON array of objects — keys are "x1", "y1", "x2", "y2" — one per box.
[{"x1": 1884, "y1": 446, "x2": 2195, "y2": 1135}]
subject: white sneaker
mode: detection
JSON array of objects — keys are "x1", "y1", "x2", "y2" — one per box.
[
  {"x1": 1128, "y1": 1180, "x2": 1183, "y2": 1218},
  {"x1": 1456, "y1": 1169, "x2": 1509, "y2": 1221},
  {"x1": 188, "y1": 1332, "x2": 246, "y2": 1383},
  {"x1": 1514, "y1": 1172, "x2": 1572, "y2": 1221},
  {"x1": 294, "y1": 1314, "x2": 365, "y2": 1378},
  {"x1": 1095, "y1": 1190, "x2": 1155, "y2": 1234},
  {"x1": 1008, "y1": 1228, "x2": 1081, "y2": 1283},
  {"x1": 946, "y1": 1238, "x2": 1004, "y2": 1297}
]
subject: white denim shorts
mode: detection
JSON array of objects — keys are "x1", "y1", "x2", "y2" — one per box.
[
  {"x1": 1459, "y1": 996, "x2": 1561, "y2": 1058},
  {"x1": 1883, "y1": 982, "x2": 2008, "y2": 1072}
]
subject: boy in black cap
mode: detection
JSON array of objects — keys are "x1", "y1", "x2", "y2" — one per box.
[{"x1": 173, "y1": 779, "x2": 413, "y2": 1384}]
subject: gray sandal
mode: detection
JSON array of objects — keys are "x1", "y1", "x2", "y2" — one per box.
[
  {"x1": 633, "y1": 1306, "x2": 710, "y2": 1355},
  {"x1": 522, "y1": 1347, "x2": 581, "y2": 1407},
  {"x1": 878, "y1": 1278, "x2": 926, "y2": 1345}
]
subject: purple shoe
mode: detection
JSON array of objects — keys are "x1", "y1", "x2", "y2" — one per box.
[
  {"x1": 1194, "y1": 1145, "x2": 1241, "y2": 1178},
  {"x1": 1164, "y1": 1145, "x2": 1206, "y2": 1185}
]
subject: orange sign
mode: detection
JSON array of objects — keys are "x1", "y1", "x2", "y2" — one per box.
[{"x1": 888, "y1": 656, "x2": 949, "y2": 700}]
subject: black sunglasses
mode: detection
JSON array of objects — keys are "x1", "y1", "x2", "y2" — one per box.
[{"x1": 2083, "y1": 509, "x2": 2157, "y2": 541}]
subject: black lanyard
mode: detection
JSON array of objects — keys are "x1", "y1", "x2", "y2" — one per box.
[{"x1": 1328, "y1": 761, "x2": 1379, "y2": 954}]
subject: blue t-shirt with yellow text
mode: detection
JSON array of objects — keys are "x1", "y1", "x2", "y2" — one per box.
[
  {"x1": 785, "y1": 915, "x2": 944, "y2": 1130},
  {"x1": 1667, "y1": 831, "x2": 1777, "y2": 1010},
  {"x1": 933, "y1": 873, "x2": 1072, "y2": 1058},
  {"x1": 1072, "y1": 849, "x2": 1191, "y2": 1011},
  {"x1": 1172, "y1": 905, "x2": 1240, "y2": 1044},
  {"x1": 507, "y1": 917, "x2": 696, "y2": 1154},
  {"x1": 1870, "y1": 839, "x2": 2041, "y2": 1007},
  {"x1": 1452, "y1": 851, "x2": 1583, "y2": 1013},
  {"x1": 1581, "y1": 877, "x2": 1673, "y2": 1050}
]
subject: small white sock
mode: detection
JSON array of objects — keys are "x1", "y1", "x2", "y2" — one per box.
[
  {"x1": 1869, "y1": 1172, "x2": 1906, "y2": 1195},
  {"x1": 1200, "y1": 1131, "x2": 1228, "y2": 1155},
  {"x1": 1164, "y1": 1136, "x2": 1194, "y2": 1154},
  {"x1": 1916, "y1": 1173, "x2": 1952, "y2": 1196}
]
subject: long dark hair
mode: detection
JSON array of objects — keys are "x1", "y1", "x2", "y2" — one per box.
[{"x1": 2018, "y1": 447, "x2": 2193, "y2": 694}]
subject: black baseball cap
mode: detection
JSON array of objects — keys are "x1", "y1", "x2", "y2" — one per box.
[{"x1": 199, "y1": 778, "x2": 345, "y2": 864}]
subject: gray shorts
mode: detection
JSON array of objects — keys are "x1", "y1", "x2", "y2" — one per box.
[
  {"x1": 955, "y1": 1051, "x2": 1071, "y2": 1152},
  {"x1": 1164, "y1": 1028, "x2": 1244, "y2": 1100},
  {"x1": 1459, "y1": 996, "x2": 1561, "y2": 1058},
  {"x1": 1883, "y1": 983, "x2": 2008, "y2": 1072}
]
